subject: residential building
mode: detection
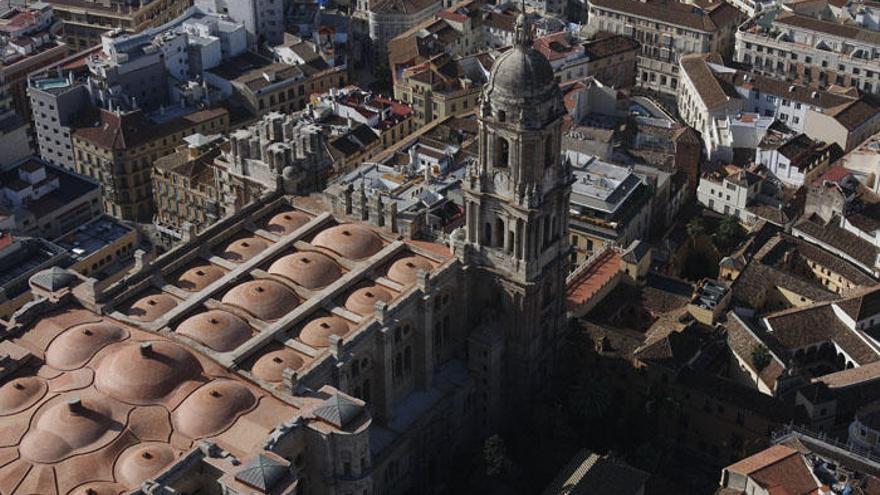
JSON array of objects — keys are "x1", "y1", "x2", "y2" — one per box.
[
  {"x1": 678, "y1": 53, "x2": 879, "y2": 158},
  {"x1": 566, "y1": 156, "x2": 653, "y2": 264},
  {"x1": 735, "y1": 7, "x2": 880, "y2": 97},
  {"x1": 48, "y1": 0, "x2": 191, "y2": 50},
  {"x1": 0, "y1": 156, "x2": 101, "y2": 238},
  {"x1": 584, "y1": 0, "x2": 741, "y2": 96},
  {"x1": 151, "y1": 133, "x2": 225, "y2": 245},
  {"x1": 324, "y1": 114, "x2": 478, "y2": 239},
  {"x1": 581, "y1": 33, "x2": 640, "y2": 88},
  {"x1": 72, "y1": 107, "x2": 229, "y2": 222},
  {"x1": 207, "y1": 52, "x2": 348, "y2": 119},
  {"x1": 393, "y1": 52, "x2": 488, "y2": 127},
  {"x1": 195, "y1": 0, "x2": 284, "y2": 47},
  {"x1": 0, "y1": 2, "x2": 68, "y2": 119},
  {"x1": 697, "y1": 165, "x2": 784, "y2": 226},
  {"x1": 0, "y1": 20, "x2": 573, "y2": 492},
  {"x1": 723, "y1": 426, "x2": 880, "y2": 495},
  {"x1": 311, "y1": 86, "x2": 416, "y2": 154},
  {"x1": 838, "y1": 129, "x2": 880, "y2": 194},
  {"x1": 54, "y1": 213, "x2": 153, "y2": 285},
  {"x1": 755, "y1": 132, "x2": 842, "y2": 187}
]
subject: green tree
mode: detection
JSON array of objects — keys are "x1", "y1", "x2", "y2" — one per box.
[
  {"x1": 715, "y1": 216, "x2": 745, "y2": 251},
  {"x1": 686, "y1": 217, "x2": 705, "y2": 241},
  {"x1": 752, "y1": 344, "x2": 771, "y2": 372}
]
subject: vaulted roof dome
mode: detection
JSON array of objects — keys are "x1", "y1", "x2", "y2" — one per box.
[
  {"x1": 299, "y1": 316, "x2": 350, "y2": 348},
  {"x1": 266, "y1": 210, "x2": 311, "y2": 235},
  {"x1": 312, "y1": 224, "x2": 383, "y2": 260},
  {"x1": 345, "y1": 285, "x2": 392, "y2": 316},
  {"x1": 268, "y1": 251, "x2": 342, "y2": 289},
  {"x1": 95, "y1": 341, "x2": 202, "y2": 404},
  {"x1": 222, "y1": 237, "x2": 269, "y2": 263},
  {"x1": 177, "y1": 264, "x2": 225, "y2": 291},
  {"x1": 0, "y1": 376, "x2": 46, "y2": 415},
  {"x1": 128, "y1": 293, "x2": 178, "y2": 322},
  {"x1": 251, "y1": 348, "x2": 305, "y2": 383},
  {"x1": 114, "y1": 443, "x2": 176, "y2": 489},
  {"x1": 46, "y1": 323, "x2": 127, "y2": 370},
  {"x1": 177, "y1": 309, "x2": 252, "y2": 352},
  {"x1": 172, "y1": 380, "x2": 256, "y2": 439},
  {"x1": 387, "y1": 256, "x2": 434, "y2": 285},
  {"x1": 20, "y1": 397, "x2": 119, "y2": 463},
  {"x1": 222, "y1": 279, "x2": 299, "y2": 321}
]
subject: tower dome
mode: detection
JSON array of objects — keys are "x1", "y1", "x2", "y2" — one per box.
[{"x1": 483, "y1": 13, "x2": 558, "y2": 109}]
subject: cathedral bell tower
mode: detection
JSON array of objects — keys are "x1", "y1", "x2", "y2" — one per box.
[{"x1": 456, "y1": 10, "x2": 572, "y2": 407}]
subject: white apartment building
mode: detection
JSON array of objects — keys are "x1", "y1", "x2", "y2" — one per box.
[
  {"x1": 584, "y1": 0, "x2": 741, "y2": 96},
  {"x1": 678, "y1": 54, "x2": 877, "y2": 158},
  {"x1": 736, "y1": 8, "x2": 880, "y2": 96}
]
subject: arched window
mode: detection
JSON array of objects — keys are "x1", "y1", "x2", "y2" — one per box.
[
  {"x1": 497, "y1": 137, "x2": 509, "y2": 168},
  {"x1": 544, "y1": 135, "x2": 554, "y2": 169}
]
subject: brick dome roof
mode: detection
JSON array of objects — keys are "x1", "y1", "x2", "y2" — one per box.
[
  {"x1": 311, "y1": 224, "x2": 383, "y2": 260},
  {"x1": 221, "y1": 279, "x2": 299, "y2": 321},
  {"x1": 386, "y1": 256, "x2": 434, "y2": 285},
  {"x1": 268, "y1": 251, "x2": 342, "y2": 289},
  {"x1": 299, "y1": 316, "x2": 350, "y2": 348},
  {"x1": 222, "y1": 237, "x2": 269, "y2": 263},
  {"x1": 177, "y1": 309, "x2": 252, "y2": 352},
  {"x1": 128, "y1": 293, "x2": 178, "y2": 322},
  {"x1": 177, "y1": 264, "x2": 225, "y2": 291},
  {"x1": 345, "y1": 286, "x2": 392, "y2": 316},
  {"x1": 266, "y1": 210, "x2": 311, "y2": 235}
]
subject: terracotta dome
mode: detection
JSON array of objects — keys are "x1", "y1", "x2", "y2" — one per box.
[
  {"x1": 114, "y1": 442, "x2": 176, "y2": 488},
  {"x1": 173, "y1": 380, "x2": 256, "y2": 438},
  {"x1": 95, "y1": 341, "x2": 202, "y2": 404},
  {"x1": 68, "y1": 483, "x2": 121, "y2": 495},
  {"x1": 45, "y1": 323, "x2": 127, "y2": 371},
  {"x1": 177, "y1": 264, "x2": 225, "y2": 291},
  {"x1": 387, "y1": 256, "x2": 434, "y2": 285},
  {"x1": 251, "y1": 348, "x2": 305, "y2": 383},
  {"x1": 20, "y1": 397, "x2": 119, "y2": 463},
  {"x1": 176, "y1": 310, "x2": 252, "y2": 352},
  {"x1": 266, "y1": 210, "x2": 311, "y2": 235},
  {"x1": 311, "y1": 224, "x2": 383, "y2": 260},
  {"x1": 268, "y1": 251, "x2": 342, "y2": 289},
  {"x1": 222, "y1": 237, "x2": 269, "y2": 263},
  {"x1": 0, "y1": 376, "x2": 47, "y2": 415},
  {"x1": 222, "y1": 279, "x2": 299, "y2": 321},
  {"x1": 299, "y1": 316, "x2": 350, "y2": 348},
  {"x1": 128, "y1": 293, "x2": 178, "y2": 322},
  {"x1": 345, "y1": 286, "x2": 392, "y2": 316}
]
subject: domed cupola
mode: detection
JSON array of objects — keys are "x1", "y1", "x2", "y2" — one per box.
[{"x1": 481, "y1": 12, "x2": 563, "y2": 129}]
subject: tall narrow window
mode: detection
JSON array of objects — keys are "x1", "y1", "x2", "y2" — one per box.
[{"x1": 497, "y1": 137, "x2": 509, "y2": 168}]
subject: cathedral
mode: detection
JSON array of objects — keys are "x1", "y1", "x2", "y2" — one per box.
[{"x1": 0, "y1": 14, "x2": 571, "y2": 495}]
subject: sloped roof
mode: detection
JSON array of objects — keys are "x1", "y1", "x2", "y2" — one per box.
[
  {"x1": 235, "y1": 453, "x2": 288, "y2": 491},
  {"x1": 314, "y1": 393, "x2": 363, "y2": 428},
  {"x1": 29, "y1": 266, "x2": 76, "y2": 292}
]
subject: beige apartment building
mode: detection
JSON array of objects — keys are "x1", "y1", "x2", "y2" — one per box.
[
  {"x1": 72, "y1": 107, "x2": 229, "y2": 222},
  {"x1": 584, "y1": 0, "x2": 741, "y2": 96},
  {"x1": 49, "y1": 0, "x2": 192, "y2": 50}
]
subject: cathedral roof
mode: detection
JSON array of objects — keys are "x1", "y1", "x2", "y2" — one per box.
[{"x1": 484, "y1": 14, "x2": 556, "y2": 103}]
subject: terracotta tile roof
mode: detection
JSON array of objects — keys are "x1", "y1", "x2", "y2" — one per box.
[
  {"x1": 775, "y1": 11, "x2": 880, "y2": 45},
  {"x1": 583, "y1": 33, "x2": 640, "y2": 60},
  {"x1": 587, "y1": 0, "x2": 741, "y2": 32},
  {"x1": 727, "y1": 445, "x2": 822, "y2": 495},
  {"x1": 764, "y1": 302, "x2": 880, "y2": 365},
  {"x1": 836, "y1": 286, "x2": 880, "y2": 322},
  {"x1": 74, "y1": 108, "x2": 228, "y2": 151},
  {"x1": 826, "y1": 99, "x2": 880, "y2": 131},
  {"x1": 371, "y1": 0, "x2": 441, "y2": 15},
  {"x1": 794, "y1": 216, "x2": 879, "y2": 269},
  {"x1": 725, "y1": 312, "x2": 785, "y2": 388},
  {"x1": 681, "y1": 53, "x2": 736, "y2": 109}
]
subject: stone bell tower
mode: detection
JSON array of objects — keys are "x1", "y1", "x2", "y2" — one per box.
[{"x1": 456, "y1": 10, "x2": 572, "y2": 409}]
